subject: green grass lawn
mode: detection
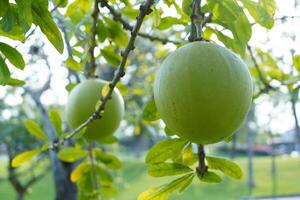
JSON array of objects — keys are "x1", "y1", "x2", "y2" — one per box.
[{"x1": 0, "y1": 156, "x2": 300, "y2": 200}]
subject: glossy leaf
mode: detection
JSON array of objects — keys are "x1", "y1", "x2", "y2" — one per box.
[
  {"x1": 16, "y1": 0, "x2": 32, "y2": 31},
  {"x1": 182, "y1": 143, "x2": 198, "y2": 166},
  {"x1": 12, "y1": 149, "x2": 41, "y2": 167},
  {"x1": 97, "y1": 20, "x2": 108, "y2": 42},
  {"x1": 71, "y1": 161, "x2": 90, "y2": 182},
  {"x1": 206, "y1": 156, "x2": 243, "y2": 179},
  {"x1": 0, "y1": 56, "x2": 10, "y2": 85},
  {"x1": 58, "y1": 147, "x2": 88, "y2": 162},
  {"x1": 146, "y1": 138, "x2": 188, "y2": 164},
  {"x1": 31, "y1": 0, "x2": 64, "y2": 53},
  {"x1": 0, "y1": 42, "x2": 25, "y2": 69},
  {"x1": 101, "y1": 47, "x2": 121, "y2": 67},
  {"x1": 24, "y1": 119, "x2": 48, "y2": 142},
  {"x1": 182, "y1": 0, "x2": 192, "y2": 16},
  {"x1": 293, "y1": 55, "x2": 300, "y2": 73},
  {"x1": 94, "y1": 150, "x2": 121, "y2": 170},
  {"x1": 48, "y1": 109, "x2": 62, "y2": 136},
  {"x1": 96, "y1": 166, "x2": 114, "y2": 186},
  {"x1": 66, "y1": 57, "x2": 83, "y2": 71},
  {"x1": 7, "y1": 77, "x2": 25, "y2": 86},
  {"x1": 142, "y1": 99, "x2": 160, "y2": 122},
  {"x1": 148, "y1": 162, "x2": 193, "y2": 177},
  {"x1": 240, "y1": 0, "x2": 274, "y2": 29},
  {"x1": 0, "y1": 0, "x2": 9, "y2": 16},
  {"x1": 138, "y1": 173, "x2": 194, "y2": 200},
  {"x1": 198, "y1": 171, "x2": 222, "y2": 183}
]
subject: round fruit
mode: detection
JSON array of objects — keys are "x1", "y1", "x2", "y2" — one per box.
[
  {"x1": 65, "y1": 79, "x2": 124, "y2": 140},
  {"x1": 154, "y1": 41, "x2": 252, "y2": 144}
]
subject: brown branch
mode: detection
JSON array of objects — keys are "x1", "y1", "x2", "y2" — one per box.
[
  {"x1": 100, "y1": 0, "x2": 180, "y2": 45},
  {"x1": 189, "y1": 0, "x2": 203, "y2": 41},
  {"x1": 88, "y1": 0, "x2": 101, "y2": 77},
  {"x1": 50, "y1": 0, "x2": 154, "y2": 149},
  {"x1": 196, "y1": 144, "x2": 207, "y2": 177},
  {"x1": 247, "y1": 45, "x2": 273, "y2": 91}
]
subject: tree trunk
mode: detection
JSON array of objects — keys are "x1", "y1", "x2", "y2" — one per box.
[
  {"x1": 30, "y1": 94, "x2": 77, "y2": 200},
  {"x1": 291, "y1": 100, "x2": 300, "y2": 154},
  {"x1": 16, "y1": 191, "x2": 25, "y2": 200},
  {"x1": 247, "y1": 106, "x2": 255, "y2": 196}
]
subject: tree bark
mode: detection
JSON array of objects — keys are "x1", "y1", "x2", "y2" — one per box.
[
  {"x1": 29, "y1": 93, "x2": 77, "y2": 200},
  {"x1": 247, "y1": 106, "x2": 255, "y2": 196},
  {"x1": 291, "y1": 100, "x2": 300, "y2": 153}
]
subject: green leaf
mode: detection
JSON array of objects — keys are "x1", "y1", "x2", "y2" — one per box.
[
  {"x1": 105, "y1": 17, "x2": 128, "y2": 47},
  {"x1": 0, "y1": 56, "x2": 10, "y2": 85},
  {"x1": 146, "y1": 138, "x2": 188, "y2": 164},
  {"x1": 206, "y1": 156, "x2": 243, "y2": 179},
  {"x1": 12, "y1": 149, "x2": 41, "y2": 167},
  {"x1": 66, "y1": 57, "x2": 83, "y2": 71},
  {"x1": 58, "y1": 147, "x2": 88, "y2": 162},
  {"x1": 101, "y1": 47, "x2": 121, "y2": 67},
  {"x1": 207, "y1": 0, "x2": 252, "y2": 47},
  {"x1": 138, "y1": 173, "x2": 194, "y2": 200},
  {"x1": 71, "y1": 161, "x2": 90, "y2": 182},
  {"x1": 198, "y1": 171, "x2": 222, "y2": 183},
  {"x1": 151, "y1": 7, "x2": 161, "y2": 27},
  {"x1": 48, "y1": 109, "x2": 62, "y2": 136},
  {"x1": 116, "y1": 82, "x2": 128, "y2": 95},
  {"x1": 65, "y1": 83, "x2": 77, "y2": 92},
  {"x1": 6, "y1": 77, "x2": 25, "y2": 86},
  {"x1": 0, "y1": 0, "x2": 9, "y2": 16},
  {"x1": 182, "y1": 143, "x2": 198, "y2": 166},
  {"x1": 54, "y1": 0, "x2": 68, "y2": 7},
  {"x1": 182, "y1": 0, "x2": 192, "y2": 16},
  {"x1": 291, "y1": 86, "x2": 300, "y2": 103},
  {"x1": 148, "y1": 162, "x2": 193, "y2": 177},
  {"x1": 95, "y1": 166, "x2": 114, "y2": 186},
  {"x1": 0, "y1": 42, "x2": 25, "y2": 69},
  {"x1": 16, "y1": 0, "x2": 32, "y2": 31},
  {"x1": 240, "y1": 0, "x2": 274, "y2": 29},
  {"x1": 94, "y1": 149, "x2": 121, "y2": 170},
  {"x1": 157, "y1": 17, "x2": 186, "y2": 30},
  {"x1": 142, "y1": 99, "x2": 160, "y2": 122},
  {"x1": 293, "y1": 55, "x2": 300, "y2": 73},
  {"x1": 0, "y1": 4, "x2": 25, "y2": 40},
  {"x1": 31, "y1": 0, "x2": 64, "y2": 53},
  {"x1": 97, "y1": 20, "x2": 108, "y2": 42},
  {"x1": 164, "y1": 126, "x2": 176, "y2": 136},
  {"x1": 24, "y1": 119, "x2": 48, "y2": 142},
  {"x1": 101, "y1": 185, "x2": 118, "y2": 197},
  {"x1": 101, "y1": 83, "x2": 110, "y2": 97}
]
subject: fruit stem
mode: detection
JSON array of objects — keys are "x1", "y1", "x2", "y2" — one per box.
[
  {"x1": 189, "y1": 0, "x2": 204, "y2": 42},
  {"x1": 197, "y1": 144, "x2": 207, "y2": 177}
]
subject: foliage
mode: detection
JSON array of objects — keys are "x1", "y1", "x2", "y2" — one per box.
[{"x1": 2, "y1": 0, "x2": 298, "y2": 199}]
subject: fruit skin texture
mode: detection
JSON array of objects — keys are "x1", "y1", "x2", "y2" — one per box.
[
  {"x1": 65, "y1": 79, "x2": 124, "y2": 141},
  {"x1": 154, "y1": 41, "x2": 253, "y2": 144}
]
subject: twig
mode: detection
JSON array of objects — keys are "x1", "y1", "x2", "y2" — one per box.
[
  {"x1": 196, "y1": 144, "x2": 207, "y2": 177},
  {"x1": 247, "y1": 45, "x2": 273, "y2": 91},
  {"x1": 88, "y1": 0, "x2": 100, "y2": 77},
  {"x1": 88, "y1": 143, "x2": 100, "y2": 199},
  {"x1": 50, "y1": 0, "x2": 154, "y2": 149},
  {"x1": 189, "y1": 0, "x2": 203, "y2": 41},
  {"x1": 100, "y1": 0, "x2": 180, "y2": 45}
]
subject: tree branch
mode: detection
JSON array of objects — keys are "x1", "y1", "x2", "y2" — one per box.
[
  {"x1": 100, "y1": 0, "x2": 180, "y2": 45},
  {"x1": 88, "y1": 0, "x2": 101, "y2": 77},
  {"x1": 247, "y1": 45, "x2": 274, "y2": 92},
  {"x1": 196, "y1": 144, "x2": 207, "y2": 177},
  {"x1": 50, "y1": 0, "x2": 154, "y2": 149},
  {"x1": 189, "y1": 0, "x2": 203, "y2": 41}
]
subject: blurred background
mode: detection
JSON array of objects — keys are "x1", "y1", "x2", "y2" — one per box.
[{"x1": 1, "y1": 0, "x2": 300, "y2": 199}]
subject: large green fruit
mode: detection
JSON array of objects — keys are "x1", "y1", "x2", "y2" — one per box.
[
  {"x1": 65, "y1": 79, "x2": 124, "y2": 140},
  {"x1": 154, "y1": 41, "x2": 253, "y2": 144}
]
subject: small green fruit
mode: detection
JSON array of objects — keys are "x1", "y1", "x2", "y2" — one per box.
[
  {"x1": 65, "y1": 79, "x2": 124, "y2": 140},
  {"x1": 154, "y1": 41, "x2": 252, "y2": 144}
]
